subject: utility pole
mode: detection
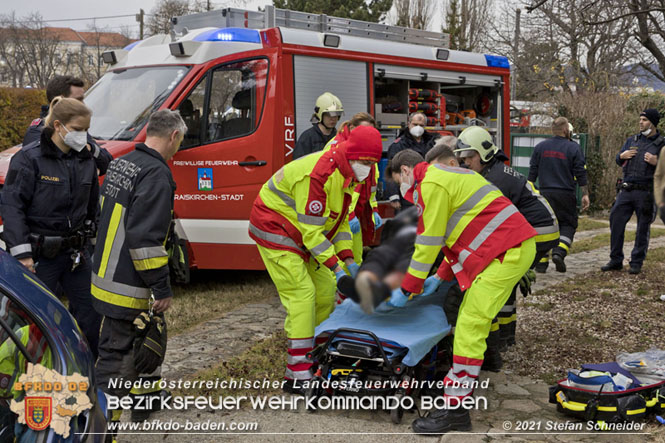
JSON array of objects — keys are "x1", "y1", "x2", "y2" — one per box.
[
  {"x1": 512, "y1": 8, "x2": 521, "y2": 102},
  {"x1": 136, "y1": 9, "x2": 145, "y2": 39}
]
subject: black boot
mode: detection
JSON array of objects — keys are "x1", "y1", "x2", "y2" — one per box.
[
  {"x1": 412, "y1": 407, "x2": 472, "y2": 434},
  {"x1": 130, "y1": 389, "x2": 172, "y2": 422},
  {"x1": 282, "y1": 379, "x2": 308, "y2": 396},
  {"x1": 552, "y1": 252, "x2": 566, "y2": 273},
  {"x1": 337, "y1": 275, "x2": 358, "y2": 303},
  {"x1": 534, "y1": 261, "x2": 548, "y2": 273},
  {"x1": 482, "y1": 330, "x2": 503, "y2": 372}
]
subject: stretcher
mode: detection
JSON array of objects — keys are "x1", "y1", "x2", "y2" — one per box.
[{"x1": 310, "y1": 292, "x2": 452, "y2": 423}]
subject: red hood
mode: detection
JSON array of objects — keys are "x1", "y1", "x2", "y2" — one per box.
[{"x1": 0, "y1": 140, "x2": 136, "y2": 185}]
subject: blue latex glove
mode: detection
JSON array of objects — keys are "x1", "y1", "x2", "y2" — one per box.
[
  {"x1": 420, "y1": 275, "x2": 443, "y2": 297},
  {"x1": 349, "y1": 217, "x2": 361, "y2": 234},
  {"x1": 347, "y1": 262, "x2": 360, "y2": 278},
  {"x1": 373, "y1": 212, "x2": 383, "y2": 228},
  {"x1": 386, "y1": 288, "x2": 409, "y2": 308},
  {"x1": 334, "y1": 268, "x2": 347, "y2": 282}
]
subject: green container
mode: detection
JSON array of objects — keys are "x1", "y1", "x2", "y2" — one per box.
[{"x1": 509, "y1": 133, "x2": 588, "y2": 207}]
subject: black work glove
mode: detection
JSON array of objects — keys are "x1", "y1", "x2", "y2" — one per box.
[
  {"x1": 519, "y1": 269, "x2": 536, "y2": 297},
  {"x1": 133, "y1": 312, "x2": 167, "y2": 374}
]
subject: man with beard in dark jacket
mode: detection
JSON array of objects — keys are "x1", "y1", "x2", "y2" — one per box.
[{"x1": 386, "y1": 112, "x2": 439, "y2": 210}]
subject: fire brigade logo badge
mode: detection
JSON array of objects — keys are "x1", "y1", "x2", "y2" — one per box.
[
  {"x1": 416, "y1": 203, "x2": 423, "y2": 217},
  {"x1": 198, "y1": 168, "x2": 213, "y2": 191},
  {"x1": 308, "y1": 200, "x2": 323, "y2": 214},
  {"x1": 25, "y1": 397, "x2": 52, "y2": 431}
]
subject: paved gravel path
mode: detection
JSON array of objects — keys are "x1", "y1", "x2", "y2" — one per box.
[{"x1": 117, "y1": 220, "x2": 665, "y2": 442}]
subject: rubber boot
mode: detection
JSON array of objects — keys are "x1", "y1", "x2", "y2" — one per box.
[
  {"x1": 130, "y1": 389, "x2": 172, "y2": 422},
  {"x1": 482, "y1": 329, "x2": 503, "y2": 372},
  {"x1": 412, "y1": 407, "x2": 472, "y2": 434}
]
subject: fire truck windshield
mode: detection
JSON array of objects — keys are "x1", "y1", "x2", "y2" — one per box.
[{"x1": 85, "y1": 66, "x2": 190, "y2": 140}]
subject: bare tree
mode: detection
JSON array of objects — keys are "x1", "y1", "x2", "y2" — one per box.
[
  {"x1": 488, "y1": 0, "x2": 638, "y2": 100},
  {"x1": 581, "y1": 0, "x2": 665, "y2": 83},
  {"x1": 443, "y1": 0, "x2": 492, "y2": 52},
  {"x1": 0, "y1": 12, "x2": 70, "y2": 88},
  {"x1": 394, "y1": 0, "x2": 435, "y2": 30},
  {"x1": 147, "y1": 0, "x2": 208, "y2": 35},
  {"x1": 78, "y1": 24, "x2": 133, "y2": 84}
]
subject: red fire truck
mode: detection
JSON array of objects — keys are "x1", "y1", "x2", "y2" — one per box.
[{"x1": 0, "y1": 6, "x2": 511, "y2": 272}]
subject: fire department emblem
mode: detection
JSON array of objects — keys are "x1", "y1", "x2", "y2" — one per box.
[
  {"x1": 416, "y1": 203, "x2": 423, "y2": 216},
  {"x1": 25, "y1": 397, "x2": 52, "y2": 431},
  {"x1": 308, "y1": 200, "x2": 323, "y2": 214}
]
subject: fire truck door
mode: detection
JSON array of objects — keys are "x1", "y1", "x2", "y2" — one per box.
[{"x1": 170, "y1": 57, "x2": 271, "y2": 258}]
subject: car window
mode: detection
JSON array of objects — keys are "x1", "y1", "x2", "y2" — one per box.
[
  {"x1": 0, "y1": 293, "x2": 53, "y2": 399},
  {"x1": 178, "y1": 58, "x2": 269, "y2": 150}
]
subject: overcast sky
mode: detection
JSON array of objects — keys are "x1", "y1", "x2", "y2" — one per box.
[
  {"x1": 6, "y1": 0, "x2": 445, "y2": 36},
  {"x1": 6, "y1": 0, "x2": 269, "y2": 36}
]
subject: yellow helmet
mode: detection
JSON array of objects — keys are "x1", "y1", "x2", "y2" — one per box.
[
  {"x1": 312, "y1": 92, "x2": 344, "y2": 123},
  {"x1": 454, "y1": 126, "x2": 498, "y2": 163}
]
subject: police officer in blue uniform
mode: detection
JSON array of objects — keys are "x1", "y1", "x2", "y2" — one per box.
[
  {"x1": 23, "y1": 75, "x2": 112, "y2": 175},
  {"x1": 602, "y1": 109, "x2": 664, "y2": 274},
  {"x1": 1, "y1": 97, "x2": 102, "y2": 356}
]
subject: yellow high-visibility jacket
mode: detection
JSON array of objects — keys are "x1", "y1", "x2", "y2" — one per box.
[
  {"x1": 401, "y1": 162, "x2": 537, "y2": 293},
  {"x1": 249, "y1": 147, "x2": 357, "y2": 269}
]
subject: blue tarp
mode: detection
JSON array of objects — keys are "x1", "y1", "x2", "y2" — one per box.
[{"x1": 315, "y1": 292, "x2": 451, "y2": 367}]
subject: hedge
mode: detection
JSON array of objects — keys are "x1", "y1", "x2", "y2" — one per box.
[{"x1": 0, "y1": 88, "x2": 46, "y2": 152}]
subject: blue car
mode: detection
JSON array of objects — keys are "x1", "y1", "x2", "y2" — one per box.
[{"x1": 0, "y1": 249, "x2": 107, "y2": 442}]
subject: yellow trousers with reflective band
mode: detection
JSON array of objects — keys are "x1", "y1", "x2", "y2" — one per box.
[
  {"x1": 454, "y1": 237, "x2": 535, "y2": 361},
  {"x1": 258, "y1": 246, "x2": 335, "y2": 338}
]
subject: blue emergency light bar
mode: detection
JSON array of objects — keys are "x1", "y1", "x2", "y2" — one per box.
[
  {"x1": 484, "y1": 54, "x2": 510, "y2": 69},
  {"x1": 123, "y1": 41, "x2": 140, "y2": 51},
  {"x1": 193, "y1": 28, "x2": 261, "y2": 44}
]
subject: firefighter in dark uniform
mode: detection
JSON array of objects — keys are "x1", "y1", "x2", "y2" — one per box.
[
  {"x1": 386, "y1": 112, "x2": 440, "y2": 210},
  {"x1": 0, "y1": 96, "x2": 101, "y2": 356},
  {"x1": 292, "y1": 92, "x2": 343, "y2": 159},
  {"x1": 93, "y1": 109, "x2": 184, "y2": 424},
  {"x1": 528, "y1": 117, "x2": 589, "y2": 273},
  {"x1": 446, "y1": 127, "x2": 558, "y2": 367},
  {"x1": 23, "y1": 75, "x2": 112, "y2": 175},
  {"x1": 601, "y1": 109, "x2": 664, "y2": 274}
]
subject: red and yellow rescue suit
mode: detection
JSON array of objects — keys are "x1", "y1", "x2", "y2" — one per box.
[
  {"x1": 401, "y1": 162, "x2": 536, "y2": 403},
  {"x1": 249, "y1": 146, "x2": 359, "y2": 380}
]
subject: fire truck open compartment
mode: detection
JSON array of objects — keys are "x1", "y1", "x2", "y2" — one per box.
[{"x1": 372, "y1": 64, "x2": 503, "y2": 141}]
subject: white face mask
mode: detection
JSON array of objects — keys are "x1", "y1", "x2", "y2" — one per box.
[
  {"x1": 409, "y1": 125, "x2": 425, "y2": 138},
  {"x1": 351, "y1": 163, "x2": 371, "y2": 182},
  {"x1": 642, "y1": 128, "x2": 652, "y2": 136},
  {"x1": 399, "y1": 170, "x2": 413, "y2": 197},
  {"x1": 60, "y1": 125, "x2": 88, "y2": 152}
]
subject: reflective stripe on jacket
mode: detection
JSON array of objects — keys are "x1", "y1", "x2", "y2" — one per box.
[
  {"x1": 401, "y1": 162, "x2": 537, "y2": 293},
  {"x1": 248, "y1": 147, "x2": 356, "y2": 269},
  {"x1": 482, "y1": 158, "x2": 559, "y2": 250},
  {"x1": 92, "y1": 144, "x2": 176, "y2": 321}
]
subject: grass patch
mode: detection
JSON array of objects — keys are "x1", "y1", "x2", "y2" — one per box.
[
  {"x1": 576, "y1": 217, "x2": 609, "y2": 232},
  {"x1": 167, "y1": 270, "x2": 277, "y2": 335},
  {"x1": 507, "y1": 246, "x2": 665, "y2": 384},
  {"x1": 569, "y1": 228, "x2": 665, "y2": 254},
  {"x1": 181, "y1": 330, "x2": 287, "y2": 398}
]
